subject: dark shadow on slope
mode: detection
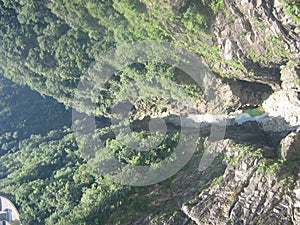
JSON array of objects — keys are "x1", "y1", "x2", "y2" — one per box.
[{"x1": 0, "y1": 73, "x2": 71, "y2": 154}]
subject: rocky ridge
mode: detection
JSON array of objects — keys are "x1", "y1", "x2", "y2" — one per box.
[
  {"x1": 182, "y1": 137, "x2": 300, "y2": 225},
  {"x1": 124, "y1": 1, "x2": 300, "y2": 224}
]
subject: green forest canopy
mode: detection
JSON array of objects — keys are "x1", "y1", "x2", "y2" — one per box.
[
  {"x1": 0, "y1": 0, "x2": 219, "y2": 223},
  {"x1": 0, "y1": 0, "x2": 299, "y2": 224}
]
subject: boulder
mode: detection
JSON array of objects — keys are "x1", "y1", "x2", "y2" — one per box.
[{"x1": 280, "y1": 129, "x2": 300, "y2": 161}]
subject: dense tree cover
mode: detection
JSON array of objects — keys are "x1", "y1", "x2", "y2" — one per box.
[
  {"x1": 0, "y1": 128, "x2": 131, "y2": 224},
  {"x1": 0, "y1": 0, "x2": 224, "y2": 224},
  {"x1": 0, "y1": 72, "x2": 71, "y2": 154},
  {"x1": 0, "y1": 0, "x2": 93, "y2": 106},
  {"x1": 0, "y1": 67, "x2": 191, "y2": 224},
  {"x1": 0, "y1": 0, "x2": 217, "y2": 111},
  {"x1": 0, "y1": 119, "x2": 188, "y2": 224}
]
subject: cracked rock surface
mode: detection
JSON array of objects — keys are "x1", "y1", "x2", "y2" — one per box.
[{"x1": 182, "y1": 140, "x2": 299, "y2": 225}]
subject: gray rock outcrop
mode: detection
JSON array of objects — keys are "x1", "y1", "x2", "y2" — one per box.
[{"x1": 182, "y1": 141, "x2": 299, "y2": 225}]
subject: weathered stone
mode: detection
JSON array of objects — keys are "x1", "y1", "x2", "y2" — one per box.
[
  {"x1": 214, "y1": 0, "x2": 300, "y2": 86},
  {"x1": 280, "y1": 62, "x2": 300, "y2": 91},
  {"x1": 181, "y1": 142, "x2": 296, "y2": 225},
  {"x1": 224, "y1": 39, "x2": 233, "y2": 60},
  {"x1": 280, "y1": 129, "x2": 300, "y2": 161},
  {"x1": 262, "y1": 90, "x2": 300, "y2": 131}
]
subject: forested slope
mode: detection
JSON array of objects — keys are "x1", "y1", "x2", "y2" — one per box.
[
  {"x1": 0, "y1": 0, "x2": 299, "y2": 224},
  {"x1": 0, "y1": 72, "x2": 71, "y2": 154}
]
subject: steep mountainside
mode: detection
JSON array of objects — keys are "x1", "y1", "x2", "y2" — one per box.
[{"x1": 0, "y1": 0, "x2": 299, "y2": 224}]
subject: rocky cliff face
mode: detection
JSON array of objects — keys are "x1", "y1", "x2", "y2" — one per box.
[
  {"x1": 110, "y1": 124, "x2": 299, "y2": 224},
  {"x1": 262, "y1": 61, "x2": 300, "y2": 132},
  {"x1": 178, "y1": 1, "x2": 300, "y2": 223},
  {"x1": 214, "y1": 0, "x2": 299, "y2": 87},
  {"x1": 207, "y1": 0, "x2": 300, "y2": 131},
  {"x1": 120, "y1": 1, "x2": 300, "y2": 224},
  {"x1": 182, "y1": 136, "x2": 300, "y2": 225}
]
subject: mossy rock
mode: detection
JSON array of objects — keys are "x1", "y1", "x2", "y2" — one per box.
[{"x1": 243, "y1": 106, "x2": 265, "y2": 117}]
